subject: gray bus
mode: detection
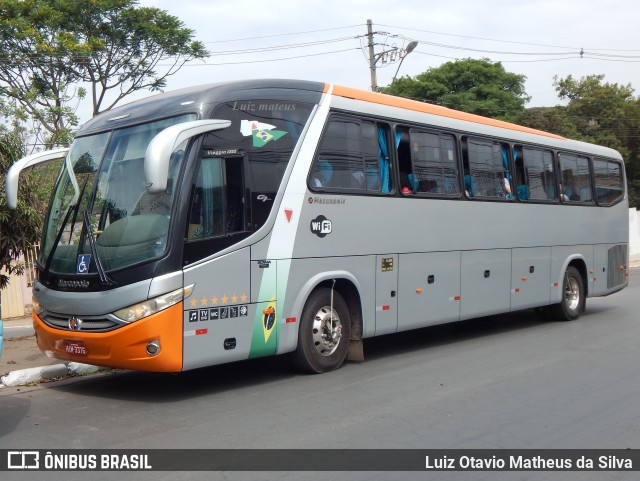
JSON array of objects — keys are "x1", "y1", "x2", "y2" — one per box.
[{"x1": 6, "y1": 80, "x2": 628, "y2": 374}]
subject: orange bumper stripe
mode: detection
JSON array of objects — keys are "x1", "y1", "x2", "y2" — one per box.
[{"x1": 34, "y1": 302, "x2": 184, "y2": 372}]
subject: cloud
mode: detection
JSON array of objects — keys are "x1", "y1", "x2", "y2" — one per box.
[{"x1": 124, "y1": 0, "x2": 640, "y2": 111}]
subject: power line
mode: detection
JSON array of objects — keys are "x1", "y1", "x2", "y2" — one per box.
[
  {"x1": 377, "y1": 23, "x2": 640, "y2": 53},
  {"x1": 2, "y1": 20, "x2": 639, "y2": 68},
  {"x1": 202, "y1": 24, "x2": 363, "y2": 44},
  {"x1": 206, "y1": 36, "x2": 362, "y2": 56},
  {"x1": 160, "y1": 47, "x2": 360, "y2": 66}
]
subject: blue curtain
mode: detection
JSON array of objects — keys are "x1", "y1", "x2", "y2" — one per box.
[
  {"x1": 501, "y1": 146, "x2": 512, "y2": 183},
  {"x1": 377, "y1": 127, "x2": 391, "y2": 193}
]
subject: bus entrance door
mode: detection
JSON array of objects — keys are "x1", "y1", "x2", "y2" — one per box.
[{"x1": 375, "y1": 254, "x2": 399, "y2": 335}]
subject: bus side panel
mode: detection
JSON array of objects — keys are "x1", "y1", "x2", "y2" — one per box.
[
  {"x1": 398, "y1": 251, "x2": 461, "y2": 331},
  {"x1": 510, "y1": 247, "x2": 551, "y2": 311},
  {"x1": 182, "y1": 247, "x2": 255, "y2": 371},
  {"x1": 592, "y1": 244, "x2": 609, "y2": 296},
  {"x1": 275, "y1": 255, "x2": 373, "y2": 355},
  {"x1": 550, "y1": 245, "x2": 594, "y2": 304},
  {"x1": 460, "y1": 249, "x2": 511, "y2": 320},
  {"x1": 596, "y1": 243, "x2": 628, "y2": 296},
  {"x1": 375, "y1": 254, "x2": 398, "y2": 336}
]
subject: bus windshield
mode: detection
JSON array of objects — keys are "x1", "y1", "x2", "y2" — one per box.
[{"x1": 40, "y1": 114, "x2": 197, "y2": 276}]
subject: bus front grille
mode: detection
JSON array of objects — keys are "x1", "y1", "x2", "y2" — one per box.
[{"x1": 42, "y1": 314, "x2": 123, "y2": 332}]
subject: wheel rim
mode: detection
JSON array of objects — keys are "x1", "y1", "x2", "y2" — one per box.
[
  {"x1": 311, "y1": 305, "x2": 343, "y2": 357},
  {"x1": 565, "y1": 276, "x2": 580, "y2": 311}
]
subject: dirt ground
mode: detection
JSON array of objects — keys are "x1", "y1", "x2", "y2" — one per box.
[{"x1": 1, "y1": 335, "x2": 62, "y2": 378}]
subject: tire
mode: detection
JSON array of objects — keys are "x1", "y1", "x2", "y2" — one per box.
[
  {"x1": 292, "y1": 287, "x2": 351, "y2": 374},
  {"x1": 550, "y1": 266, "x2": 585, "y2": 321}
]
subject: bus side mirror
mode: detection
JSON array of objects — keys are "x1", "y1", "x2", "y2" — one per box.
[
  {"x1": 5, "y1": 148, "x2": 69, "y2": 209},
  {"x1": 144, "y1": 119, "x2": 231, "y2": 194}
]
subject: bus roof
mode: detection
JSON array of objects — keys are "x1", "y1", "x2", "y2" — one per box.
[{"x1": 325, "y1": 84, "x2": 565, "y2": 141}]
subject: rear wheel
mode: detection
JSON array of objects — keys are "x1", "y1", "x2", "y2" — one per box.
[
  {"x1": 292, "y1": 287, "x2": 351, "y2": 374},
  {"x1": 550, "y1": 266, "x2": 585, "y2": 321}
]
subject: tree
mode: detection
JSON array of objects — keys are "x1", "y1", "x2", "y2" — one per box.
[
  {"x1": 381, "y1": 58, "x2": 530, "y2": 121},
  {"x1": 513, "y1": 106, "x2": 580, "y2": 139},
  {"x1": 551, "y1": 75, "x2": 640, "y2": 207},
  {"x1": 0, "y1": 0, "x2": 207, "y2": 147},
  {"x1": 0, "y1": 131, "x2": 41, "y2": 288}
]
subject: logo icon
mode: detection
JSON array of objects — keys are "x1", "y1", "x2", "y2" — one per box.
[
  {"x1": 7, "y1": 451, "x2": 40, "y2": 470},
  {"x1": 239, "y1": 120, "x2": 287, "y2": 148},
  {"x1": 76, "y1": 254, "x2": 91, "y2": 274},
  {"x1": 262, "y1": 305, "x2": 276, "y2": 342},
  {"x1": 310, "y1": 215, "x2": 332, "y2": 238},
  {"x1": 68, "y1": 316, "x2": 83, "y2": 331}
]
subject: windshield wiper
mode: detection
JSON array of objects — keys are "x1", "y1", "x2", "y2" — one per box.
[
  {"x1": 83, "y1": 209, "x2": 115, "y2": 286},
  {"x1": 42, "y1": 201, "x2": 81, "y2": 283}
]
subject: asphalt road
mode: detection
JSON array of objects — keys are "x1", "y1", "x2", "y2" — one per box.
[{"x1": 1, "y1": 270, "x2": 639, "y2": 481}]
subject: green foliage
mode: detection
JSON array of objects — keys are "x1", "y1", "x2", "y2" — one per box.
[
  {"x1": 517, "y1": 75, "x2": 640, "y2": 207},
  {"x1": 0, "y1": 132, "x2": 41, "y2": 288},
  {"x1": 513, "y1": 106, "x2": 580, "y2": 138},
  {"x1": 63, "y1": 0, "x2": 208, "y2": 115},
  {"x1": 383, "y1": 61, "x2": 640, "y2": 208},
  {"x1": 0, "y1": 0, "x2": 207, "y2": 145},
  {"x1": 381, "y1": 58, "x2": 530, "y2": 121}
]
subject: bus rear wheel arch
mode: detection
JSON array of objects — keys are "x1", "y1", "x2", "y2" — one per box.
[
  {"x1": 550, "y1": 265, "x2": 586, "y2": 321},
  {"x1": 292, "y1": 286, "x2": 353, "y2": 374}
]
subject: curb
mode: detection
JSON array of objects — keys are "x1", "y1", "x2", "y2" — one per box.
[{"x1": 0, "y1": 362, "x2": 106, "y2": 388}]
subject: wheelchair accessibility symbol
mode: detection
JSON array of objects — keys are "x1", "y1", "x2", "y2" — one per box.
[{"x1": 76, "y1": 254, "x2": 91, "y2": 274}]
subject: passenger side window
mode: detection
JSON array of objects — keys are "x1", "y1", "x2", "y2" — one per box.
[
  {"x1": 559, "y1": 153, "x2": 593, "y2": 203},
  {"x1": 310, "y1": 117, "x2": 386, "y2": 192},
  {"x1": 187, "y1": 155, "x2": 245, "y2": 240},
  {"x1": 514, "y1": 146, "x2": 557, "y2": 201},
  {"x1": 463, "y1": 138, "x2": 511, "y2": 199},
  {"x1": 408, "y1": 130, "x2": 459, "y2": 196},
  {"x1": 593, "y1": 158, "x2": 624, "y2": 205}
]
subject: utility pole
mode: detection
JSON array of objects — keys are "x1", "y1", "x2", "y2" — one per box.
[
  {"x1": 366, "y1": 20, "x2": 417, "y2": 91},
  {"x1": 367, "y1": 19, "x2": 378, "y2": 92}
]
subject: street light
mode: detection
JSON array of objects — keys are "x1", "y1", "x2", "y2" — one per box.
[
  {"x1": 367, "y1": 20, "x2": 419, "y2": 91},
  {"x1": 367, "y1": 38, "x2": 418, "y2": 91},
  {"x1": 392, "y1": 40, "x2": 418, "y2": 84}
]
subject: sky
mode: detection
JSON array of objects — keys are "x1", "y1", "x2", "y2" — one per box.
[{"x1": 124, "y1": 0, "x2": 639, "y2": 114}]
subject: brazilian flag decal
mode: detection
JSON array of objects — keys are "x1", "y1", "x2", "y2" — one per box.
[
  {"x1": 249, "y1": 298, "x2": 278, "y2": 359},
  {"x1": 252, "y1": 128, "x2": 287, "y2": 148}
]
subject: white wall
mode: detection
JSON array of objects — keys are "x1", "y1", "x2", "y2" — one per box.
[
  {"x1": 0, "y1": 268, "x2": 26, "y2": 319},
  {"x1": 630, "y1": 208, "x2": 640, "y2": 261}
]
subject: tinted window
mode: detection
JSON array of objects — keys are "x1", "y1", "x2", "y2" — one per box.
[
  {"x1": 514, "y1": 146, "x2": 557, "y2": 201},
  {"x1": 594, "y1": 158, "x2": 624, "y2": 205},
  {"x1": 187, "y1": 154, "x2": 245, "y2": 241},
  {"x1": 464, "y1": 138, "x2": 511, "y2": 199},
  {"x1": 310, "y1": 117, "x2": 385, "y2": 192},
  {"x1": 559, "y1": 153, "x2": 593, "y2": 203},
  {"x1": 409, "y1": 130, "x2": 459, "y2": 196},
  {"x1": 210, "y1": 100, "x2": 315, "y2": 231}
]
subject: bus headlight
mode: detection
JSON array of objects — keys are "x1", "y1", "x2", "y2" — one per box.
[
  {"x1": 32, "y1": 296, "x2": 43, "y2": 315},
  {"x1": 113, "y1": 288, "x2": 183, "y2": 323}
]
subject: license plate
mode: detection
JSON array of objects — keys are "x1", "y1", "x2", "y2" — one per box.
[{"x1": 63, "y1": 340, "x2": 88, "y2": 357}]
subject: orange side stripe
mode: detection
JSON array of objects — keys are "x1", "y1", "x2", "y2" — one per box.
[{"x1": 324, "y1": 84, "x2": 565, "y2": 140}]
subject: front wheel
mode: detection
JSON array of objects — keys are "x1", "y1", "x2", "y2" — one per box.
[
  {"x1": 292, "y1": 287, "x2": 351, "y2": 374},
  {"x1": 550, "y1": 266, "x2": 585, "y2": 321}
]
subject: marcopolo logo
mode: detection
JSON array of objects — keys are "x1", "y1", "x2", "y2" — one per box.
[{"x1": 310, "y1": 215, "x2": 332, "y2": 238}]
